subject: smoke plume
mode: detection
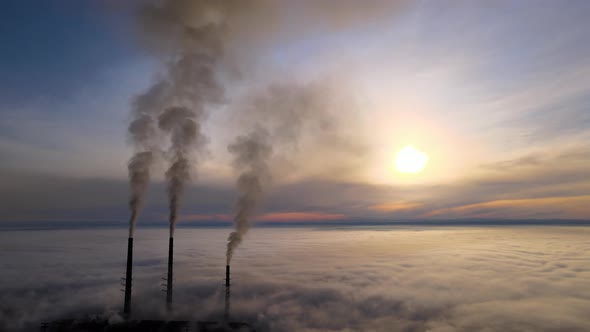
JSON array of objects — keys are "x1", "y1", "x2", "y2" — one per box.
[
  {"x1": 128, "y1": 0, "x2": 404, "y2": 241},
  {"x1": 233, "y1": 80, "x2": 368, "y2": 182},
  {"x1": 223, "y1": 80, "x2": 368, "y2": 261},
  {"x1": 226, "y1": 129, "x2": 272, "y2": 264},
  {"x1": 126, "y1": 87, "x2": 164, "y2": 238},
  {"x1": 135, "y1": 0, "x2": 408, "y2": 70},
  {"x1": 127, "y1": 0, "x2": 227, "y2": 237},
  {"x1": 158, "y1": 107, "x2": 204, "y2": 237},
  {"x1": 127, "y1": 151, "x2": 153, "y2": 238}
]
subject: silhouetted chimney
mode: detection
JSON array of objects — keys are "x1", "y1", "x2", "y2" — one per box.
[
  {"x1": 166, "y1": 237, "x2": 174, "y2": 312},
  {"x1": 124, "y1": 237, "x2": 133, "y2": 318},
  {"x1": 224, "y1": 265, "x2": 230, "y2": 321},
  {"x1": 225, "y1": 265, "x2": 230, "y2": 287}
]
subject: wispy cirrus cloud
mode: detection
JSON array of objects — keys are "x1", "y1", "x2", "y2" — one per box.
[
  {"x1": 424, "y1": 195, "x2": 590, "y2": 220},
  {"x1": 368, "y1": 201, "x2": 422, "y2": 213}
]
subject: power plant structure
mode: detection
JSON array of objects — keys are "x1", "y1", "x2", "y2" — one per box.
[
  {"x1": 40, "y1": 233, "x2": 255, "y2": 332},
  {"x1": 224, "y1": 265, "x2": 231, "y2": 322},
  {"x1": 166, "y1": 237, "x2": 174, "y2": 312},
  {"x1": 123, "y1": 237, "x2": 133, "y2": 318}
]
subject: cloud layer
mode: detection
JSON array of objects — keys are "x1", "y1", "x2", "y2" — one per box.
[{"x1": 1, "y1": 227, "x2": 589, "y2": 331}]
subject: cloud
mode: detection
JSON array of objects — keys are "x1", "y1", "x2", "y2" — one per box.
[
  {"x1": 3, "y1": 156, "x2": 590, "y2": 223},
  {"x1": 480, "y1": 155, "x2": 541, "y2": 171},
  {"x1": 369, "y1": 202, "x2": 422, "y2": 213},
  {"x1": 257, "y1": 212, "x2": 346, "y2": 222},
  {"x1": 1, "y1": 141, "x2": 589, "y2": 224},
  {"x1": 179, "y1": 214, "x2": 232, "y2": 222},
  {"x1": 179, "y1": 212, "x2": 346, "y2": 223},
  {"x1": 427, "y1": 297, "x2": 590, "y2": 332},
  {"x1": 1, "y1": 227, "x2": 589, "y2": 331},
  {"x1": 423, "y1": 195, "x2": 590, "y2": 219}
]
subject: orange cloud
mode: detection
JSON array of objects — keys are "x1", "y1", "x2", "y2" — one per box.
[
  {"x1": 424, "y1": 195, "x2": 590, "y2": 219},
  {"x1": 369, "y1": 201, "x2": 422, "y2": 213}
]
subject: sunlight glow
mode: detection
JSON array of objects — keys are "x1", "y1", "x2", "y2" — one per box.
[{"x1": 394, "y1": 146, "x2": 429, "y2": 174}]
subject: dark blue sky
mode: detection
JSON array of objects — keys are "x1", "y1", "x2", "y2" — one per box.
[{"x1": 0, "y1": 0, "x2": 140, "y2": 104}]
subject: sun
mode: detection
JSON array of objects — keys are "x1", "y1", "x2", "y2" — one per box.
[{"x1": 394, "y1": 146, "x2": 429, "y2": 174}]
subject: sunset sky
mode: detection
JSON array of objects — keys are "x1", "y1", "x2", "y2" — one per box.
[{"x1": 1, "y1": 0, "x2": 590, "y2": 224}]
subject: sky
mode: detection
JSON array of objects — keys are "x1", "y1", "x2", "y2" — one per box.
[{"x1": 1, "y1": 0, "x2": 590, "y2": 225}]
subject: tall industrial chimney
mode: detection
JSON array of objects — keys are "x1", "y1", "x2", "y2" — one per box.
[
  {"x1": 124, "y1": 237, "x2": 133, "y2": 318},
  {"x1": 166, "y1": 237, "x2": 174, "y2": 312},
  {"x1": 224, "y1": 265, "x2": 231, "y2": 321}
]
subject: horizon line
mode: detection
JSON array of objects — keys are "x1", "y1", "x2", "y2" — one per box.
[{"x1": 1, "y1": 218, "x2": 590, "y2": 231}]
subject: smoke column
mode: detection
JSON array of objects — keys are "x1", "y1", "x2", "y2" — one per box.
[
  {"x1": 158, "y1": 107, "x2": 203, "y2": 237},
  {"x1": 129, "y1": 1, "x2": 406, "y2": 235},
  {"x1": 127, "y1": 152, "x2": 152, "y2": 238},
  {"x1": 127, "y1": 115, "x2": 157, "y2": 238},
  {"x1": 157, "y1": 106, "x2": 205, "y2": 312},
  {"x1": 226, "y1": 129, "x2": 272, "y2": 264},
  {"x1": 128, "y1": 1, "x2": 229, "y2": 314},
  {"x1": 131, "y1": 0, "x2": 406, "y2": 258},
  {"x1": 125, "y1": 82, "x2": 170, "y2": 317}
]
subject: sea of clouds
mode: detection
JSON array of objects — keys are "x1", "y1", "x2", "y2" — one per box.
[{"x1": 1, "y1": 226, "x2": 589, "y2": 331}]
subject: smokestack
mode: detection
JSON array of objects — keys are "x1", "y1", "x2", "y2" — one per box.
[
  {"x1": 224, "y1": 265, "x2": 231, "y2": 321},
  {"x1": 124, "y1": 237, "x2": 133, "y2": 318},
  {"x1": 225, "y1": 265, "x2": 230, "y2": 287},
  {"x1": 166, "y1": 237, "x2": 174, "y2": 312}
]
